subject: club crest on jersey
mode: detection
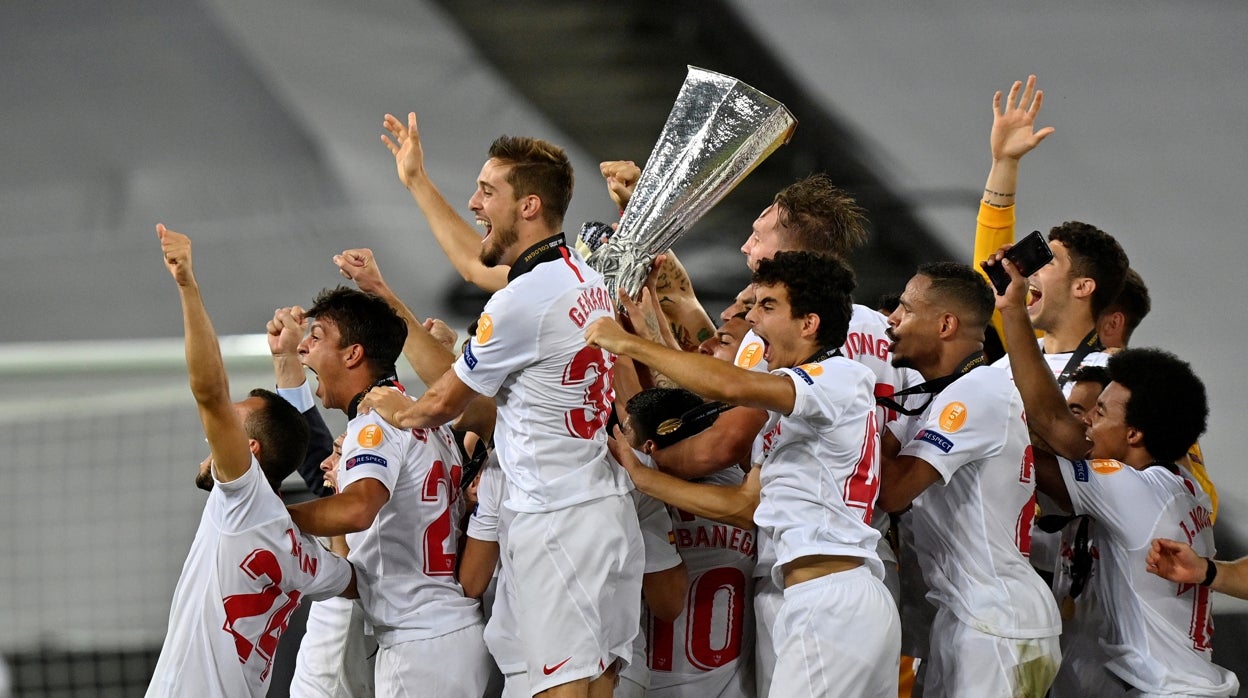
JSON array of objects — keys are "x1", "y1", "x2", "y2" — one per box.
[
  {"x1": 938, "y1": 402, "x2": 968, "y2": 432},
  {"x1": 736, "y1": 342, "x2": 764, "y2": 369},
  {"x1": 357, "y1": 424, "x2": 384, "y2": 448},
  {"x1": 345, "y1": 453, "x2": 387, "y2": 470},
  {"x1": 476, "y1": 313, "x2": 494, "y2": 344},
  {"x1": 1090, "y1": 459, "x2": 1123, "y2": 475},
  {"x1": 916, "y1": 429, "x2": 954, "y2": 453},
  {"x1": 1072, "y1": 460, "x2": 1090, "y2": 482}
]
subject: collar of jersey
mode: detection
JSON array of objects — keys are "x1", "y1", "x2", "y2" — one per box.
[
  {"x1": 347, "y1": 373, "x2": 402, "y2": 420},
  {"x1": 507, "y1": 233, "x2": 569, "y2": 281}
]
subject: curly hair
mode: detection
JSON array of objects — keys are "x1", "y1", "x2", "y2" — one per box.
[
  {"x1": 752, "y1": 251, "x2": 855, "y2": 347},
  {"x1": 1048, "y1": 221, "x2": 1129, "y2": 318},
  {"x1": 488, "y1": 135, "x2": 574, "y2": 229},
  {"x1": 1107, "y1": 348, "x2": 1207, "y2": 462},
  {"x1": 305, "y1": 286, "x2": 407, "y2": 379},
  {"x1": 772, "y1": 174, "x2": 869, "y2": 260}
]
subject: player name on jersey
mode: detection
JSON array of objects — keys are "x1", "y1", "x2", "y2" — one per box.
[{"x1": 568, "y1": 286, "x2": 614, "y2": 328}]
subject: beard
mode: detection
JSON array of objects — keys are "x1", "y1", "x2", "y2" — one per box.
[{"x1": 480, "y1": 223, "x2": 519, "y2": 268}]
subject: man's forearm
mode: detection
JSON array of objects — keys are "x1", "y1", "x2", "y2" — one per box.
[
  {"x1": 629, "y1": 465, "x2": 755, "y2": 530},
  {"x1": 1000, "y1": 305, "x2": 1089, "y2": 459},
  {"x1": 616, "y1": 335, "x2": 788, "y2": 413},
  {"x1": 405, "y1": 174, "x2": 507, "y2": 292}
]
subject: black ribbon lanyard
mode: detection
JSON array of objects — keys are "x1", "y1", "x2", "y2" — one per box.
[
  {"x1": 798, "y1": 345, "x2": 843, "y2": 366},
  {"x1": 347, "y1": 372, "x2": 401, "y2": 420},
  {"x1": 507, "y1": 234, "x2": 569, "y2": 281},
  {"x1": 1055, "y1": 329, "x2": 1104, "y2": 388},
  {"x1": 875, "y1": 352, "x2": 986, "y2": 417}
]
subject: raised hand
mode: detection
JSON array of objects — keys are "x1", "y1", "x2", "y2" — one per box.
[
  {"x1": 981, "y1": 244, "x2": 1029, "y2": 312},
  {"x1": 333, "y1": 247, "x2": 387, "y2": 295},
  {"x1": 381, "y1": 112, "x2": 427, "y2": 189},
  {"x1": 266, "y1": 306, "x2": 307, "y2": 358},
  {"x1": 423, "y1": 317, "x2": 458, "y2": 353},
  {"x1": 600, "y1": 160, "x2": 641, "y2": 210},
  {"x1": 991, "y1": 75, "x2": 1055, "y2": 162},
  {"x1": 157, "y1": 223, "x2": 195, "y2": 287}
]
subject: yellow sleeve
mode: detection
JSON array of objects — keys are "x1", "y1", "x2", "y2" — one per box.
[
  {"x1": 975, "y1": 202, "x2": 1015, "y2": 347},
  {"x1": 1181, "y1": 441, "x2": 1219, "y2": 523}
]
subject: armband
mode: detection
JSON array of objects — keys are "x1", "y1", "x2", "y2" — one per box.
[{"x1": 1201, "y1": 557, "x2": 1218, "y2": 587}]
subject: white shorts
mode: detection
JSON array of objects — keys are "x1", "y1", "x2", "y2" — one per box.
[
  {"x1": 769, "y1": 566, "x2": 900, "y2": 698},
  {"x1": 753, "y1": 574, "x2": 783, "y2": 698},
  {"x1": 648, "y1": 662, "x2": 755, "y2": 698},
  {"x1": 374, "y1": 622, "x2": 491, "y2": 698},
  {"x1": 506, "y1": 494, "x2": 644, "y2": 694},
  {"x1": 290, "y1": 596, "x2": 376, "y2": 698},
  {"x1": 614, "y1": 675, "x2": 646, "y2": 697},
  {"x1": 924, "y1": 605, "x2": 1060, "y2": 698}
]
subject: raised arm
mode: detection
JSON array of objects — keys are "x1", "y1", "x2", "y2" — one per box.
[
  {"x1": 268, "y1": 306, "x2": 333, "y2": 496},
  {"x1": 1147, "y1": 539, "x2": 1248, "y2": 600},
  {"x1": 586, "y1": 317, "x2": 796, "y2": 415},
  {"x1": 984, "y1": 249, "x2": 1091, "y2": 459},
  {"x1": 382, "y1": 111, "x2": 509, "y2": 292},
  {"x1": 158, "y1": 224, "x2": 251, "y2": 484},
  {"x1": 333, "y1": 247, "x2": 458, "y2": 387},
  {"x1": 976, "y1": 75, "x2": 1054, "y2": 346}
]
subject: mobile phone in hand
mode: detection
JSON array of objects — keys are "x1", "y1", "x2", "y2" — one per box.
[{"x1": 986, "y1": 230, "x2": 1054, "y2": 295}]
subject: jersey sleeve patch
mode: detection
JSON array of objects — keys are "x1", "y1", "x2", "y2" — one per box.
[
  {"x1": 357, "y1": 424, "x2": 384, "y2": 448},
  {"x1": 1090, "y1": 459, "x2": 1123, "y2": 475},
  {"x1": 345, "y1": 453, "x2": 387, "y2": 470},
  {"x1": 736, "y1": 341, "x2": 764, "y2": 369},
  {"x1": 462, "y1": 341, "x2": 479, "y2": 369},
  {"x1": 1072, "y1": 459, "x2": 1090, "y2": 482},
  {"x1": 916, "y1": 429, "x2": 954, "y2": 453},
  {"x1": 476, "y1": 313, "x2": 494, "y2": 344},
  {"x1": 791, "y1": 366, "x2": 815, "y2": 385},
  {"x1": 937, "y1": 401, "x2": 968, "y2": 432}
]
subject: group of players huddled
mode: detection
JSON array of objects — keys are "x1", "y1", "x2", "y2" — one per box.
[{"x1": 146, "y1": 75, "x2": 1240, "y2": 697}]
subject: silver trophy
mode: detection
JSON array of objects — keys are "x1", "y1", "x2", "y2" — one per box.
[{"x1": 589, "y1": 66, "x2": 797, "y2": 299}]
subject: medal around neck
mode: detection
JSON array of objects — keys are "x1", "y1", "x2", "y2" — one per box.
[{"x1": 590, "y1": 66, "x2": 797, "y2": 299}]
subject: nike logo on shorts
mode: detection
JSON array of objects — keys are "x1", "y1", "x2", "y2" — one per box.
[{"x1": 542, "y1": 657, "x2": 572, "y2": 675}]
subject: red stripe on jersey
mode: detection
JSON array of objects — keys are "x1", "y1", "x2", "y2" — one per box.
[{"x1": 560, "y1": 246, "x2": 585, "y2": 282}]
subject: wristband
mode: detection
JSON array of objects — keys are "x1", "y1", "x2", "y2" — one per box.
[{"x1": 1201, "y1": 557, "x2": 1218, "y2": 587}]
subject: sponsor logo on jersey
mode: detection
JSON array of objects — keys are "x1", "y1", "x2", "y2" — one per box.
[
  {"x1": 1090, "y1": 459, "x2": 1123, "y2": 475},
  {"x1": 736, "y1": 342, "x2": 764, "y2": 369},
  {"x1": 357, "y1": 424, "x2": 384, "y2": 448},
  {"x1": 345, "y1": 453, "x2": 387, "y2": 470},
  {"x1": 791, "y1": 366, "x2": 815, "y2": 385},
  {"x1": 938, "y1": 401, "x2": 968, "y2": 432},
  {"x1": 1072, "y1": 459, "x2": 1090, "y2": 482},
  {"x1": 475, "y1": 313, "x2": 494, "y2": 344},
  {"x1": 542, "y1": 657, "x2": 572, "y2": 675},
  {"x1": 463, "y1": 342, "x2": 478, "y2": 369},
  {"x1": 916, "y1": 429, "x2": 954, "y2": 453}
]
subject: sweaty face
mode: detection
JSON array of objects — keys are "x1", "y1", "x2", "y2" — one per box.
[
  {"x1": 740, "y1": 204, "x2": 792, "y2": 272},
  {"x1": 298, "y1": 318, "x2": 351, "y2": 411},
  {"x1": 469, "y1": 158, "x2": 523, "y2": 268},
  {"x1": 699, "y1": 317, "x2": 751, "y2": 362},
  {"x1": 886, "y1": 275, "x2": 942, "y2": 375},
  {"x1": 745, "y1": 282, "x2": 808, "y2": 369},
  {"x1": 1027, "y1": 239, "x2": 1078, "y2": 332},
  {"x1": 1086, "y1": 381, "x2": 1131, "y2": 461}
]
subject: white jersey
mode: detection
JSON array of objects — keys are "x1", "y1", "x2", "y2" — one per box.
[
  {"x1": 1057, "y1": 456, "x2": 1238, "y2": 696},
  {"x1": 454, "y1": 238, "x2": 630, "y2": 513},
  {"x1": 147, "y1": 457, "x2": 352, "y2": 697},
  {"x1": 337, "y1": 408, "x2": 480, "y2": 646},
  {"x1": 647, "y1": 467, "x2": 756, "y2": 698},
  {"x1": 753, "y1": 353, "x2": 883, "y2": 584},
  {"x1": 889, "y1": 365, "x2": 1060, "y2": 639}
]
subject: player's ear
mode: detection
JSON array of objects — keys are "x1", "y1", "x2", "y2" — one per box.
[
  {"x1": 343, "y1": 343, "x2": 366, "y2": 369},
  {"x1": 1125, "y1": 425, "x2": 1146, "y2": 451},
  {"x1": 938, "y1": 312, "x2": 959, "y2": 339},
  {"x1": 520, "y1": 194, "x2": 542, "y2": 221},
  {"x1": 247, "y1": 438, "x2": 261, "y2": 457},
  {"x1": 642, "y1": 439, "x2": 658, "y2": 456},
  {"x1": 1072, "y1": 276, "x2": 1095, "y2": 302},
  {"x1": 800, "y1": 312, "x2": 820, "y2": 341}
]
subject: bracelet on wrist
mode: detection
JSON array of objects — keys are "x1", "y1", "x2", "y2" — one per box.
[{"x1": 1201, "y1": 557, "x2": 1218, "y2": 587}]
